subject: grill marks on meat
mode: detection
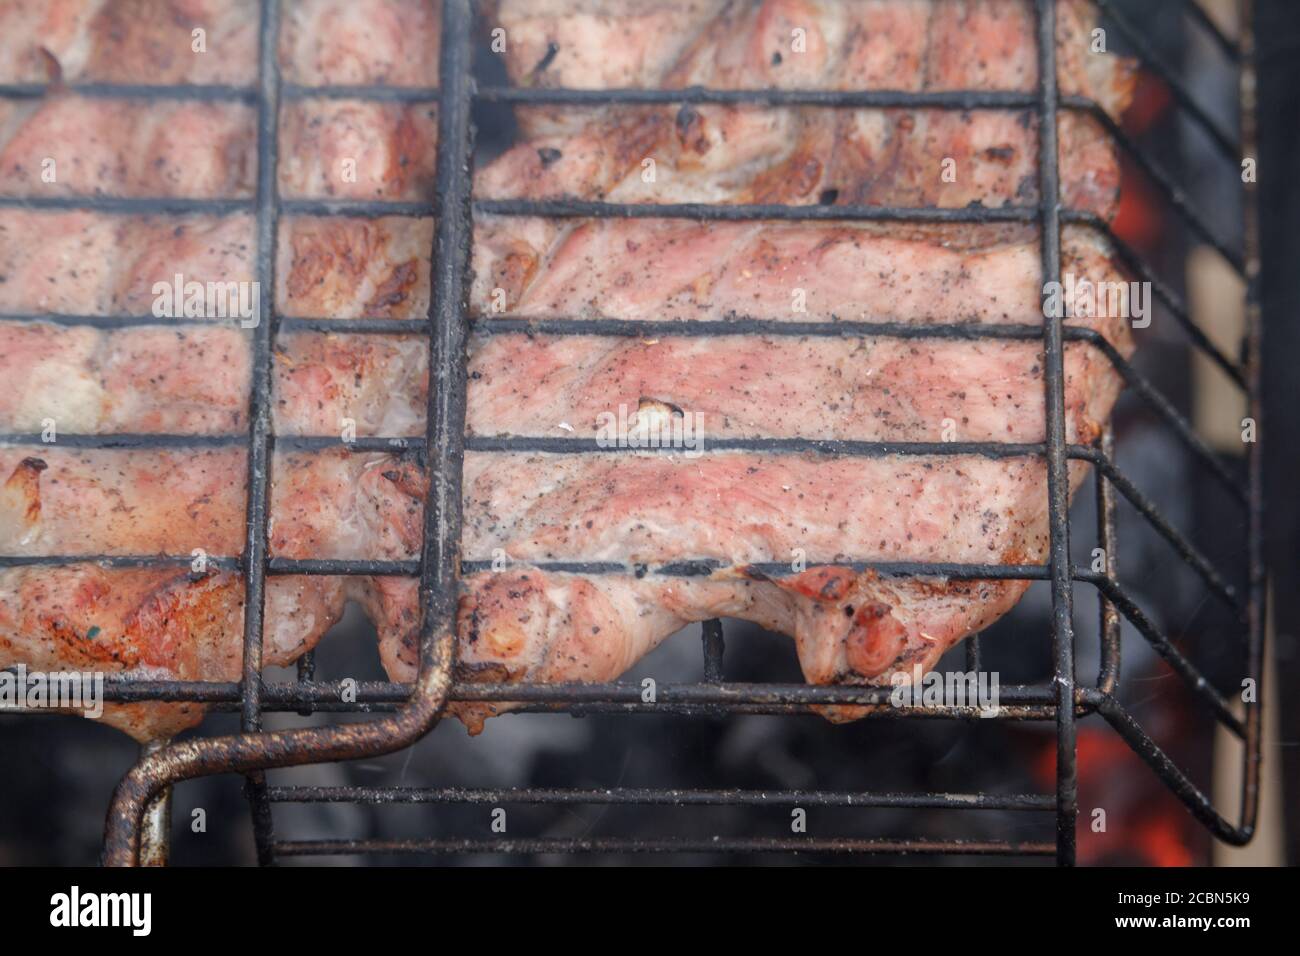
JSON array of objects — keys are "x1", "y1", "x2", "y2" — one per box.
[{"x1": 1, "y1": 1, "x2": 1137, "y2": 740}]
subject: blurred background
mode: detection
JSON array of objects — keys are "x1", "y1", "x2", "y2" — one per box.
[{"x1": 1, "y1": 0, "x2": 1297, "y2": 866}]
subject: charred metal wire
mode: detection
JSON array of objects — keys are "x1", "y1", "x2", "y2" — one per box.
[
  {"x1": 0, "y1": 433, "x2": 244, "y2": 448},
  {"x1": 1075, "y1": 446, "x2": 1243, "y2": 611},
  {"x1": 0, "y1": 0, "x2": 1261, "y2": 866},
  {"x1": 1241, "y1": 0, "x2": 1268, "y2": 860},
  {"x1": 1078, "y1": 573, "x2": 1245, "y2": 736},
  {"x1": 1067, "y1": 325, "x2": 1247, "y2": 494},
  {"x1": 1095, "y1": 430, "x2": 1122, "y2": 697},
  {"x1": 280, "y1": 198, "x2": 433, "y2": 217},
  {"x1": 0, "y1": 196, "x2": 249, "y2": 214},
  {"x1": 281, "y1": 84, "x2": 440, "y2": 102},
  {"x1": 281, "y1": 318, "x2": 432, "y2": 334},
  {"x1": 475, "y1": 197, "x2": 1041, "y2": 223},
  {"x1": 272, "y1": 836, "x2": 1057, "y2": 858},
  {"x1": 0, "y1": 195, "x2": 434, "y2": 217},
  {"x1": 265, "y1": 785, "x2": 1055, "y2": 809},
  {"x1": 0, "y1": 82, "x2": 256, "y2": 102},
  {"x1": 456, "y1": 559, "x2": 1054, "y2": 578},
  {"x1": 81, "y1": 676, "x2": 1063, "y2": 721},
  {"x1": 471, "y1": 317, "x2": 1061, "y2": 338},
  {"x1": 465, "y1": 436, "x2": 1050, "y2": 457},
  {"x1": 238, "y1": 0, "x2": 286, "y2": 864},
  {"x1": 477, "y1": 87, "x2": 1043, "y2": 109},
  {"x1": 702, "y1": 619, "x2": 726, "y2": 683},
  {"x1": 0, "y1": 81, "x2": 438, "y2": 103},
  {"x1": 1082, "y1": 686, "x2": 1255, "y2": 845},
  {"x1": 1034, "y1": 0, "x2": 1078, "y2": 866},
  {"x1": 0, "y1": 553, "x2": 240, "y2": 570}
]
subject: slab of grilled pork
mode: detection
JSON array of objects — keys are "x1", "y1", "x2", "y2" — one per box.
[{"x1": 0, "y1": 0, "x2": 1133, "y2": 740}]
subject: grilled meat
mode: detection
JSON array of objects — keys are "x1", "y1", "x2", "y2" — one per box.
[
  {"x1": 0, "y1": 325, "x2": 250, "y2": 434},
  {"x1": 445, "y1": 0, "x2": 1135, "y2": 728},
  {"x1": 275, "y1": 216, "x2": 434, "y2": 318},
  {"x1": 0, "y1": 0, "x2": 258, "y2": 86},
  {"x1": 279, "y1": 100, "x2": 439, "y2": 202},
  {"x1": 0, "y1": 97, "x2": 256, "y2": 199},
  {"x1": 0, "y1": 0, "x2": 1134, "y2": 740}
]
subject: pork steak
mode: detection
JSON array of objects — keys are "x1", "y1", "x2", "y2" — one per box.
[{"x1": 0, "y1": 0, "x2": 1135, "y2": 739}]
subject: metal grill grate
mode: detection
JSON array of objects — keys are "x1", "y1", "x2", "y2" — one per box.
[{"x1": 0, "y1": 0, "x2": 1264, "y2": 866}]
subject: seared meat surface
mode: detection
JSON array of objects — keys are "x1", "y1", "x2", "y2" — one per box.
[
  {"x1": 448, "y1": 0, "x2": 1134, "y2": 728},
  {"x1": 0, "y1": 0, "x2": 1134, "y2": 739}
]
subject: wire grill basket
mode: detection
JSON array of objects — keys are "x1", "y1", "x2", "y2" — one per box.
[{"x1": 0, "y1": 0, "x2": 1264, "y2": 866}]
